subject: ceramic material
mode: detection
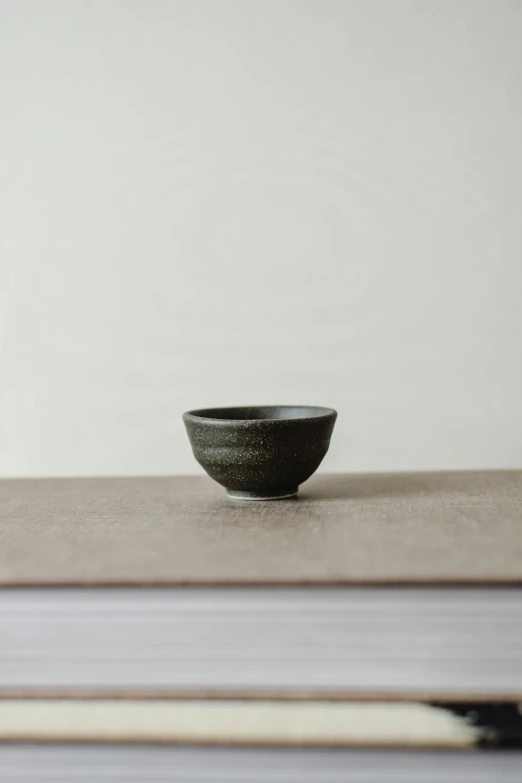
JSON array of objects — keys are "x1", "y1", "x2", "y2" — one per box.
[{"x1": 183, "y1": 406, "x2": 337, "y2": 500}]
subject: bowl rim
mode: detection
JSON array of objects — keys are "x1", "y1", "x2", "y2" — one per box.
[{"x1": 183, "y1": 405, "x2": 337, "y2": 424}]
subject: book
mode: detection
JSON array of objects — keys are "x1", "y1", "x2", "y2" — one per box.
[
  {"x1": 0, "y1": 699, "x2": 490, "y2": 746},
  {"x1": 1, "y1": 744, "x2": 520, "y2": 782},
  {"x1": 1, "y1": 586, "x2": 521, "y2": 699},
  {"x1": 1, "y1": 471, "x2": 521, "y2": 585},
  {"x1": 1, "y1": 470, "x2": 521, "y2": 756},
  {"x1": 0, "y1": 699, "x2": 521, "y2": 749}
]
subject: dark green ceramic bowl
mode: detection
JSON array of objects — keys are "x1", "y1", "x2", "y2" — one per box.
[{"x1": 183, "y1": 405, "x2": 337, "y2": 500}]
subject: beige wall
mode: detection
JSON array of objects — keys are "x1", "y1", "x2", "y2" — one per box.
[{"x1": 1, "y1": 0, "x2": 521, "y2": 476}]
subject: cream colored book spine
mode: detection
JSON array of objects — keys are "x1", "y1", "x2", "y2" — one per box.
[{"x1": 0, "y1": 700, "x2": 483, "y2": 747}]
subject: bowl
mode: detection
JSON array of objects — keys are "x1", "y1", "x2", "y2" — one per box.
[{"x1": 183, "y1": 405, "x2": 337, "y2": 500}]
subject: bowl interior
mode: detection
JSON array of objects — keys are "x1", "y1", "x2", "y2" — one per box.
[{"x1": 185, "y1": 406, "x2": 335, "y2": 422}]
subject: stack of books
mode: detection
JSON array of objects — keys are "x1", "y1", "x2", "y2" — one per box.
[{"x1": 1, "y1": 471, "x2": 521, "y2": 781}]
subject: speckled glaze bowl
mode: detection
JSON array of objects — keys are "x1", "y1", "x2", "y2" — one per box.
[{"x1": 183, "y1": 406, "x2": 337, "y2": 500}]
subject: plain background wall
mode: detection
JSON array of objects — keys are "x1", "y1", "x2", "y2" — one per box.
[{"x1": 1, "y1": 0, "x2": 521, "y2": 477}]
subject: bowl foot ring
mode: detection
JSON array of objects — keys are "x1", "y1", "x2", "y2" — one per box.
[{"x1": 226, "y1": 489, "x2": 298, "y2": 501}]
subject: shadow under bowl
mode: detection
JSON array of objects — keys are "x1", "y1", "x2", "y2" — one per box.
[{"x1": 183, "y1": 405, "x2": 337, "y2": 500}]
